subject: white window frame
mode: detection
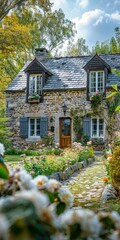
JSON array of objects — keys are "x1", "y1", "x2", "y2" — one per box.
[
  {"x1": 89, "y1": 71, "x2": 104, "y2": 94},
  {"x1": 91, "y1": 117, "x2": 105, "y2": 139},
  {"x1": 28, "y1": 118, "x2": 40, "y2": 138},
  {"x1": 29, "y1": 74, "x2": 42, "y2": 96}
]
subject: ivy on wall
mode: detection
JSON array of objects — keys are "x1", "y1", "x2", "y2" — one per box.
[{"x1": 70, "y1": 109, "x2": 84, "y2": 141}]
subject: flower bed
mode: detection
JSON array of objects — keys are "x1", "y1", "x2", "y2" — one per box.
[{"x1": 23, "y1": 144, "x2": 94, "y2": 178}]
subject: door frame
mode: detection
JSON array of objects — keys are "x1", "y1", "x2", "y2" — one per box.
[{"x1": 59, "y1": 117, "x2": 72, "y2": 148}]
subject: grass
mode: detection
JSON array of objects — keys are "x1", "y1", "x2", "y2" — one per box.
[{"x1": 4, "y1": 155, "x2": 22, "y2": 162}]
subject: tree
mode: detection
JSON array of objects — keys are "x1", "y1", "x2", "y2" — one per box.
[
  {"x1": 64, "y1": 38, "x2": 90, "y2": 57},
  {"x1": 92, "y1": 27, "x2": 120, "y2": 54},
  {"x1": 0, "y1": 0, "x2": 52, "y2": 21}
]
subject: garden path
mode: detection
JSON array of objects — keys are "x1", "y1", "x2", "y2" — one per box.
[{"x1": 63, "y1": 155, "x2": 108, "y2": 211}]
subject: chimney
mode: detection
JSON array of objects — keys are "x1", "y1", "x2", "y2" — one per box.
[{"x1": 35, "y1": 48, "x2": 48, "y2": 60}]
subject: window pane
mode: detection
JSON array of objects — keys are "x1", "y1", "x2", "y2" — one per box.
[
  {"x1": 92, "y1": 119, "x2": 97, "y2": 137},
  {"x1": 29, "y1": 76, "x2": 35, "y2": 95},
  {"x1": 36, "y1": 75, "x2": 42, "y2": 94},
  {"x1": 36, "y1": 118, "x2": 40, "y2": 135},
  {"x1": 30, "y1": 119, "x2": 35, "y2": 136},
  {"x1": 99, "y1": 119, "x2": 104, "y2": 137},
  {"x1": 90, "y1": 72, "x2": 96, "y2": 93},
  {"x1": 97, "y1": 72, "x2": 104, "y2": 92},
  {"x1": 62, "y1": 119, "x2": 71, "y2": 136}
]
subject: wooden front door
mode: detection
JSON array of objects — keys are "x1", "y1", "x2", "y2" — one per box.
[{"x1": 60, "y1": 118, "x2": 71, "y2": 148}]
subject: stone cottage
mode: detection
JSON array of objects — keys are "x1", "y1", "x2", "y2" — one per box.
[{"x1": 6, "y1": 48, "x2": 120, "y2": 149}]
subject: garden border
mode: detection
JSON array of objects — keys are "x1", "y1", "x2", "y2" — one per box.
[{"x1": 49, "y1": 157, "x2": 95, "y2": 182}]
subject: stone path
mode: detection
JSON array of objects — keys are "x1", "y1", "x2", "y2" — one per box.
[{"x1": 63, "y1": 155, "x2": 107, "y2": 210}]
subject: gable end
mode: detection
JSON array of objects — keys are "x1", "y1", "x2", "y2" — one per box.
[{"x1": 83, "y1": 53, "x2": 111, "y2": 72}]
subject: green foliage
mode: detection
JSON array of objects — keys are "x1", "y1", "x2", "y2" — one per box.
[
  {"x1": 5, "y1": 147, "x2": 53, "y2": 156},
  {"x1": 0, "y1": 161, "x2": 9, "y2": 179},
  {"x1": 42, "y1": 136, "x2": 54, "y2": 146},
  {"x1": 106, "y1": 83, "x2": 120, "y2": 115},
  {"x1": 92, "y1": 27, "x2": 120, "y2": 54},
  {"x1": 110, "y1": 146, "x2": 120, "y2": 192},
  {"x1": 90, "y1": 92, "x2": 103, "y2": 109},
  {"x1": 64, "y1": 38, "x2": 90, "y2": 56},
  {"x1": 0, "y1": 0, "x2": 52, "y2": 21},
  {"x1": 70, "y1": 109, "x2": 84, "y2": 141},
  {"x1": 78, "y1": 147, "x2": 94, "y2": 162},
  {"x1": 81, "y1": 134, "x2": 90, "y2": 145},
  {"x1": 23, "y1": 147, "x2": 93, "y2": 177},
  {"x1": 0, "y1": 103, "x2": 10, "y2": 148},
  {"x1": 53, "y1": 148, "x2": 62, "y2": 155}
]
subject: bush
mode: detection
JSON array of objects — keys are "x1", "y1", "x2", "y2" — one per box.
[
  {"x1": 23, "y1": 146, "x2": 94, "y2": 177},
  {"x1": 78, "y1": 147, "x2": 94, "y2": 162},
  {"x1": 110, "y1": 146, "x2": 120, "y2": 192}
]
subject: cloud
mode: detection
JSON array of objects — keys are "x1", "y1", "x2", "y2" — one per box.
[
  {"x1": 72, "y1": 9, "x2": 120, "y2": 48},
  {"x1": 73, "y1": 9, "x2": 104, "y2": 27},
  {"x1": 76, "y1": 0, "x2": 89, "y2": 8},
  {"x1": 51, "y1": 0, "x2": 67, "y2": 10},
  {"x1": 114, "y1": 0, "x2": 120, "y2": 5},
  {"x1": 110, "y1": 11, "x2": 120, "y2": 21}
]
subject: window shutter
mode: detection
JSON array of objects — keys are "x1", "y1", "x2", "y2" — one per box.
[
  {"x1": 83, "y1": 116, "x2": 91, "y2": 137},
  {"x1": 20, "y1": 117, "x2": 28, "y2": 138},
  {"x1": 40, "y1": 117, "x2": 48, "y2": 137}
]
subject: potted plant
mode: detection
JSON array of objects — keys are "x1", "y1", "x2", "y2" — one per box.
[{"x1": 28, "y1": 93, "x2": 41, "y2": 103}]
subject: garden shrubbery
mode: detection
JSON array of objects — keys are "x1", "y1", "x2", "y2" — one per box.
[
  {"x1": 110, "y1": 145, "x2": 120, "y2": 192},
  {"x1": 23, "y1": 145, "x2": 94, "y2": 177}
]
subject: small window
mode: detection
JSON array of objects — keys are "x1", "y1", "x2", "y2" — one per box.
[
  {"x1": 91, "y1": 118, "x2": 104, "y2": 138},
  {"x1": 29, "y1": 118, "x2": 40, "y2": 138},
  {"x1": 29, "y1": 74, "x2": 42, "y2": 96},
  {"x1": 90, "y1": 71, "x2": 104, "y2": 93}
]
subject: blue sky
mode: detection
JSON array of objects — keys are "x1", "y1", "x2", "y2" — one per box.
[{"x1": 51, "y1": 0, "x2": 120, "y2": 50}]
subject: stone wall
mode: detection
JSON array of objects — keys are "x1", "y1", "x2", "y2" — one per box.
[{"x1": 6, "y1": 89, "x2": 109, "y2": 149}]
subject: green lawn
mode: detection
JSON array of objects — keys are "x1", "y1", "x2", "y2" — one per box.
[{"x1": 4, "y1": 155, "x2": 22, "y2": 162}]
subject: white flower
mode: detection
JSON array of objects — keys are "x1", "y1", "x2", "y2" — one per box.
[
  {"x1": 0, "y1": 143, "x2": 5, "y2": 156},
  {"x1": 40, "y1": 204, "x2": 57, "y2": 225},
  {"x1": 58, "y1": 209, "x2": 101, "y2": 237},
  {"x1": 58, "y1": 188, "x2": 74, "y2": 207},
  {"x1": 15, "y1": 190, "x2": 49, "y2": 216},
  {"x1": 15, "y1": 170, "x2": 36, "y2": 190},
  {"x1": 45, "y1": 179, "x2": 61, "y2": 193},
  {"x1": 0, "y1": 214, "x2": 9, "y2": 239},
  {"x1": 32, "y1": 175, "x2": 48, "y2": 190}
]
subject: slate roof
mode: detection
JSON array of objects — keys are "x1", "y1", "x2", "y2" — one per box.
[{"x1": 6, "y1": 53, "x2": 120, "y2": 92}]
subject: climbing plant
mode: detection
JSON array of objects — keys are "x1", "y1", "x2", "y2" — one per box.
[
  {"x1": 70, "y1": 109, "x2": 84, "y2": 141},
  {"x1": 106, "y1": 82, "x2": 120, "y2": 142}
]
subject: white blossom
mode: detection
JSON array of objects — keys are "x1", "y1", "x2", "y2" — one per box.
[
  {"x1": 58, "y1": 188, "x2": 74, "y2": 207},
  {"x1": 32, "y1": 175, "x2": 48, "y2": 190},
  {"x1": 15, "y1": 170, "x2": 36, "y2": 190},
  {"x1": 15, "y1": 190, "x2": 49, "y2": 216},
  {"x1": 0, "y1": 143, "x2": 5, "y2": 156},
  {"x1": 58, "y1": 209, "x2": 101, "y2": 237},
  {"x1": 45, "y1": 179, "x2": 61, "y2": 193}
]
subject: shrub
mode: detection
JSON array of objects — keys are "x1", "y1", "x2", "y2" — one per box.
[
  {"x1": 78, "y1": 147, "x2": 94, "y2": 162},
  {"x1": 42, "y1": 136, "x2": 54, "y2": 146},
  {"x1": 90, "y1": 91, "x2": 103, "y2": 108},
  {"x1": 110, "y1": 146, "x2": 120, "y2": 192}
]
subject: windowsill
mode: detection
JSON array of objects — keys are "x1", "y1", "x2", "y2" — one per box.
[
  {"x1": 26, "y1": 138, "x2": 41, "y2": 142},
  {"x1": 28, "y1": 99, "x2": 40, "y2": 103}
]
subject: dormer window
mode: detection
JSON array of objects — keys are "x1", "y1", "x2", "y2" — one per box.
[
  {"x1": 90, "y1": 71, "x2": 104, "y2": 93},
  {"x1": 29, "y1": 74, "x2": 42, "y2": 96}
]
